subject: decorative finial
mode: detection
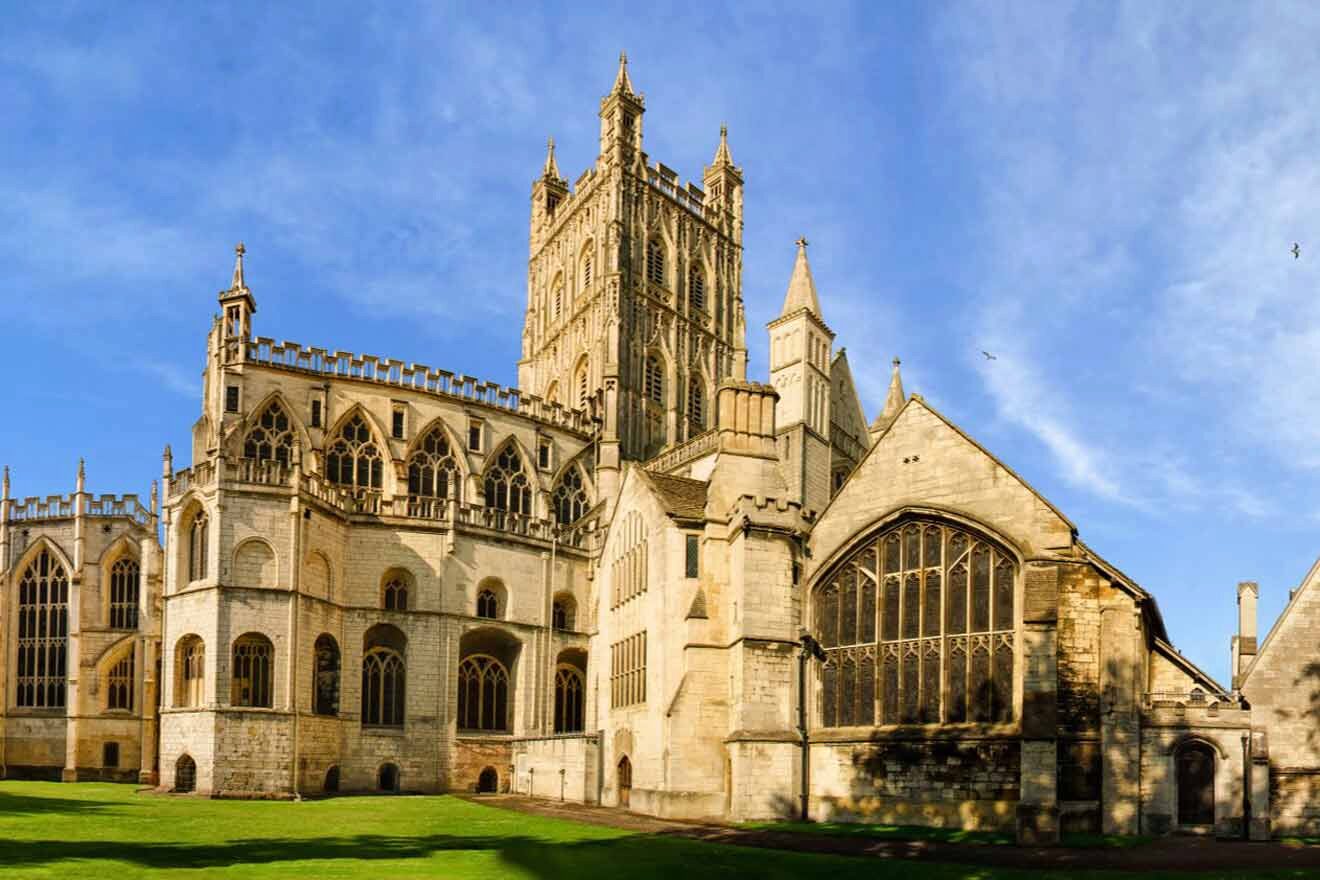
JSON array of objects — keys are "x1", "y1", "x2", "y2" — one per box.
[
  {"x1": 612, "y1": 50, "x2": 635, "y2": 95},
  {"x1": 150, "y1": 480, "x2": 159, "y2": 514},
  {"x1": 543, "y1": 136, "x2": 561, "y2": 180},
  {"x1": 76, "y1": 457, "x2": 86, "y2": 492},
  {"x1": 712, "y1": 123, "x2": 735, "y2": 167},
  {"x1": 892, "y1": 356, "x2": 901, "y2": 368},
  {"x1": 796, "y1": 236, "x2": 809, "y2": 250},
  {"x1": 163, "y1": 444, "x2": 173, "y2": 477},
  {"x1": 2, "y1": 465, "x2": 9, "y2": 501},
  {"x1": 720, "y1": 123, "x2": 727, "y2": 138},
  {"x1": 231, "y1": 242, "x2": 246, "y2": 289}
]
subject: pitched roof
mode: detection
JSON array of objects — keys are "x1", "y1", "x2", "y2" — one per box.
[{"x1": 643, "y1": 471, "x2": 708, "y2": 521}]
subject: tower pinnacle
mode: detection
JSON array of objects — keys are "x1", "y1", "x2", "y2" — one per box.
[
  {"x1": 231, "y1": 242, "x2": 246, "y2": 290},
  {"x1": 612, "y1": 51, "x2": 635, "y2": 96},
  {"x1": 542, "y1": 137, "x2": 563, "y2": 181},
  {"x1": 870, "y1": 357, "x2": 907, "y2": 435},
  {"x1": 780, "y1": 236, "x2": 822, "y2": 318},
  {"x1": 712, "y1": 123, "x2": 735, "y2": 167}
]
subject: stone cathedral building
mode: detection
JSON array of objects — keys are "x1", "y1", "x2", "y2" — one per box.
[{"x1": 2, "y1": 56, "x2": 1320, "y2": 842}]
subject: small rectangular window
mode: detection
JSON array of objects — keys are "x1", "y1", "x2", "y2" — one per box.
[
  {"x1": 310, "y1": 399, "x2": 322, "y2": 428},
  {"x1": 225, "y1": 386, "x2": 240, "y2": 413},
  {"x1": 537, "y1": 439, "x2": 552, "y2": 470},
  {"x1": 468, "y1": 420, "x2": 483, "y2": 452},
  {"x1": 103, "y1": 741, "x2": 119, "y2": 768},
  {"x1": 685, "y1": 534, "x2": 699, "y2": 579},
  {"x1": 392, "y1": 409, "x2": 405, "y2": 440}
]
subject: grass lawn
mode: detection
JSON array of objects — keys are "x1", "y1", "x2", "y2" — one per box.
[{"x1": 0, "y1": 781, "x2": 1305, "y2": 879}]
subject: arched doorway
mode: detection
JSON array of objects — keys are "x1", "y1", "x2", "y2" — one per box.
[
  {"x1": 1176, "y1": 741, "x2": 1216, "y2": 827},
  {"x1": 378, "y1": 762, "x2": 400, "y2": 793},
  {"x1": 324, "y1": 766, "x2": 340, "y2": 793},
  {"x1": 617, "y1": 755, "x2": 632, "y2": 808},
  {"x1": 175, "y1": 755, "x2": 196, "y2": 793},
  {"x1": 477, "y1": 766, "x2": 498, "y2": 794}
]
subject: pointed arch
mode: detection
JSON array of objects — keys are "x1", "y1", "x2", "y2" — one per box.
[
  {"x1": 95, "y1": 636, "x2": 137, "y2": 712},
  {"x1": 12, "y1": 535, "x2": 75, "y2": 586},
  {"x1": 551, "y1": 460, "x2": 592, "y2": 525},
  {"x1": 232, "y1": 536, "x2": 280, "y2": 588},
  {"x1": 544, "y1": 381, "x2": 561, "y2": 406},
  {"x1": 572, "y1": 354, "x2": 591, "y2": 411},
  {"x1": 13, "y1": 539, "x2": 72, "y2": 709},
  {"x1": 686, "y1": 370, "x2": 710, "y2": 433},
  {"x1": 323, "y1": 405, "x2": 389, "y2": 491},
  {"x1": 236, "y1": 390, "x2": 310, "y2": 466},
  {"x1": 481, "y1": 436, "x2": 537, "y2": 515},
  {"x1": 403, "y1": 417, "x2": 468, "y2": 505},
  {"x1": 98, "y1": 533, "x2": 141, "y2": 630},
  {"x1": 579, "y1": 239, "x2": 595, "y2": 290}
]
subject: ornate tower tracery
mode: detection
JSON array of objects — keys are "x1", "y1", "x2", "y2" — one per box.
[{"x1": 518, "y1": 53, "x2": 747, "y2": 503}]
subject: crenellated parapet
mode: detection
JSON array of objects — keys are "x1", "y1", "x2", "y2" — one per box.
[
  {"x1": 727, "y1": 492, "x2": 813, "y2": 535},
  {"x1": 223, "y1": 335, "x2": 596, "y2": 436},
  {"x1": 6, "y1": 493, "x2": 153, "y2": 526}
]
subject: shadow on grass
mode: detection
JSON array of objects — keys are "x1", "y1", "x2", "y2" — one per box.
[
  {"x1": 0, "y1": 791, "x2": 122, "y2": 817},
  {"x1": 739, "y1": 820, "x2": 1014, "y2": 846}
]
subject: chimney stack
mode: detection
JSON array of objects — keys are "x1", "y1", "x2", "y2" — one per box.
[{"x1": 1232, "y1": 580, "x2": 1259, "y2": 688}]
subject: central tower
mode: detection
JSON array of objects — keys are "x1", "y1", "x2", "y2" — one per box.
[{"x1": 518, "y1": 54, "x2": 747, "y2": 503}]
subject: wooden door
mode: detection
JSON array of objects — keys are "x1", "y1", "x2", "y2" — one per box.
[{"x1": 617, "y1": 755, "x2": 632, "y2": 808}]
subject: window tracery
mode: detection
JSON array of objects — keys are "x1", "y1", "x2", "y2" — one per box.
[
  {"x1": 176, "y1": 636, "x2": 204, "y2": 707},
  {"x1": 107, "y1": 648, "x2": 134, "y2": 711},
  {"x1": 362, "y1": 647, "x2": 405, "y2": 726},
  {"x1": 644, "y1": 356, "x2": 663, "y2": 404},
  {"x1": 243, "y1": 401, "x2": 295, "y2": 466},
  {"x1": 554, "y1": 666, "x2": 585, "y2": 733},
  {"x1": 476, "y1": 588, "x2": 499, "y2": 619},
  {"x1": 325, "y1": 414, "x2": 383, "y2": 490},
  {"x1": 813, "y1": 519, "x2": 1016, "y2": 727},
  {"x1": 406, "y1": 426, "x2": 459, "y2": 502},
  {"x1": 457, "y1": 654, "x2": 509, "y2": 731},
  {"x1": 483, "y1": 444, "x2": 532, "y2": 515},
  {"x1": 687, "y1": 378, "x2": 705, "y2": 430},
  {"x1": 552, "y1": 465, "x2": 589, "y2": 524},
  {"x1": 17, "y1": 549, "x2": 68, "y2": 708},
  {"x1": 383, "y1": 576, "x2": 409, "y2": 611},
  {"x1": 313, "y1": 634, "x2": 340, "y2": 716},
  {"x1": 646, "y1": 238, "x2": 665, "y2": 285},
  {"x1": 188, "y1": 511, "x2": 208, "y2": 582},
  {"x1": 689, "y1": 265, "x2": 705, "y2": 311},
  {"x1": 109, "y1": 557, "x2": 139, "y2": 630},
  {"x1": 230, "y1": 634, "x2": 273, "y2": 708}
]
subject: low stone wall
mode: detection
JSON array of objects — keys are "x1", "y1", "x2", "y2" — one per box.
[
  {"x1": 454, "y1": 737, "x2": 513, "y2": 794},
  {"x1": 629, "y1": 788, "x2": 726, "y2": 819},
  {"x1": 511, "y1": 734, "x2": 599, "y2": 804}
]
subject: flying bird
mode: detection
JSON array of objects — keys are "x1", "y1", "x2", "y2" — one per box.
[
  {"x1": 1293, "y1": 242, "x2": 1301, "y2": 259},
  {"x1": 982, "y1": 351, "x2": 997, "y2": 361}
]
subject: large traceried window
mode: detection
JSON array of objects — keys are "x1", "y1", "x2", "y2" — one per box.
[
  {"x1": 107, "y1": 647, "x2": 134, "y2": 711},
  {"x1": 243, "y1": 401, "x2": 296, "y2": 466},
  {"x1": 362, "y1": 625, "x2": 406, "y2": 727},
  {"x1": 16, "y1": 548, "x2": 68, "y2": 708},
  {"x1": 457, "y1": 655, "x2": 509, "y2": 731},
  {"x1": 188, "y1": 511, "x2": 209, "y2": 582},
  {"x1": 109, "y1": 557, "x2": 140, "y2": 630},
  {"x1": 230, "y1": 634, "x2": 273, "y2": 708},
  {"x1": 483, "y1": 444, "x2": 532, "y2": 515},
  {"x1": 644, "y1": 356, "x2": 664, "y2": 404},
  {"x1": 325, "y1": 414, "x2": 383, "y2": 490},
  {"x1": 646, "y1": 238, "x2": 665, "y2": 286},
  {"x1": 552, "y1": 465, "x2": 590, "y2": 525},
  {"x1": 407, "y1": 425, "x2": 459, "y2": 511},
  {"x1": 176, "y1": 635, "x2": 205, "y2": 707},
  {"x1": 554, "y1": 666, "x2": 585, "y2": 733},
  {"x1": 813, "y1": 519, "x2": 1016, "y2": 727}
]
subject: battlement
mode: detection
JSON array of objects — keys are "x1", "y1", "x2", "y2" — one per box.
[
  {"x1": 224, "y1": 336, "x2": 595, "y2": 436},
  {"x1": 6, "y1": 493, "x2": 153, "y2": 526},
  {"x1": 727, "y1": 492, "x2": 814, "y2": 531},
  {"x1": 645, "y1": 162, "x2": 705, "y2": 217}
]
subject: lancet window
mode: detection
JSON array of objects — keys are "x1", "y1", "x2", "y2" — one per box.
[
  {"x1": 646, "y1": 238, "x2": 665, "y2": 286},
  {"x1": 243, "y1": 401, "x2": 295, "y2": 466},
  {"x1": 644, "y1": 356, "x2": 663, "y2": 404},
  {"x1": 813, "y1": 519, "x2": 1016, "y2": 727},
  {"x1": 554, "y1": 666, "x2": 585, "y2": 733},
  {"x1": 688, "y1": 378, "x2": 705, "y2": 430},
  {"x1": 107, "y1": 648, "x2": 134, "y2": 711},
  {"x1": 483, "y1": 445, "x2": 532, "y2": 515},
  {"x1": 325, "y1": 414, "x2": 383, "y2": 490},
  {"x1": 314, "y1": 635, "x2": 340, "y2": 716},
  {"x1": 16, "y1": 549, "x2": 68, "y2": 708},
  {"x1": 109, "y1": 557, "x2": 140, "y2": 630},
  {"x1": 407, "y1": 426, "x2": 459, "y2": 501},
  {"x1": 230, "y1": 634, "x2": 273, "y2": 708},
  {"x1": 362, "y1": 626, "x2": 406, "y2": 727},
  {"x1": 188, "y1": 511, "x2": 209, "y2": 582},
  {"x1": 689, "y1": 265, "x2": 705, "y2": 311},
  {"x1": 552, "y1": 465, "x2": 589, "y2": 525}
]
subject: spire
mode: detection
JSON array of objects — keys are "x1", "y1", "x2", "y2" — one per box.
[
  {"x1": 230, "y1": 242, "x2": 246, "y2": 290},
  {"x1": 611, "y1": 51, "x2": 635, "y2": 96},
  {"x1": 542, "y1": 137, "x2": 562, "y2": 180},
  {"x1": 870, "y1": 357, "x2": 906, "y2": 434},
  {"x1": 76, "y1": 458, "x2": 86, "y2": 493},
  {"x1": 712, "y1": 123, "x2": 734, "y2": 167},
  {"x1": 780, "y1": 237, "x2": 822, "y2": 318}
]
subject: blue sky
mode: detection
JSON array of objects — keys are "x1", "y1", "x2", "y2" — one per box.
[{"x1": 2, "y1": 2, "x2": 1318, "y2": 685}]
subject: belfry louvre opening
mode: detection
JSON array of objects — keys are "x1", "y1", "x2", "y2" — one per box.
[{"x1": 812, "y1": 519, "x2": 1017, "y2": 727}]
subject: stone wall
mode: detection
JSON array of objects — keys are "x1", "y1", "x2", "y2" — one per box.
[{"x1": 512, "y1": 734, "x2": 599, "y2": 803}]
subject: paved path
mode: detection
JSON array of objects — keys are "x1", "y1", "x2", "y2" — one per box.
[{"x1": 462, "y1": 795, "x2": 1320, "y2": 873}]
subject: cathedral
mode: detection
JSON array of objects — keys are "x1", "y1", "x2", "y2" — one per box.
[{"x1": 2, "y1": 55, "x2": 1319, "y2": 843}]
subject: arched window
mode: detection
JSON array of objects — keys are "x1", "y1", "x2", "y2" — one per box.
[
  {"x1": 552, "y1": 596, "x2": 575, "y2": 631},
  {"x1": 175, "y1": 754, "x2": 197, "y2": 793},
  {"x1": 176, "y1": 635, "x2": 205, "y2": 707},
  {"x1": 457, "y1": 655, "x2": 510, "y2": 731},
  {"x1": 188, "y1": 511, "x2": 208, "y2": 582},
  {"x1": 107, "y1": 647, "x2": 134, "y2": 711},
  {"x1": 644, "y1": 356, "x2": 663, "y2": 404},
  {"x1": 646, "y1": 238, "x2": 665, "y2": 285},
  {"x1": 812, "y1": 518, "x2": 1016, "y2": 727},
  {"x1": 313, "y1": 635, "x2": 340, "y2": 716},
  {"x1": 687, "y1": 378, "x2": 705, "y2": 430},
  {"x1": 574, "y1": 360, "x2": 590, "y2": 410},
  {"x1": 243, "y1": 401, "x2": 295, "y2": 466},
  {"x1": 581, "y1": 251, "x2": 593, "y2": 288},
  {"x1": 483, "y1": 444, "x2": 532, "y2": 515},
  {"x1": 552, "y1": 277, "x2": 564, "y2": 320},
  {"x1": 406, "y1": 425, "x2": 460, "y2": 502},
  {"x1": 477, "y1": 766, "x2": 499, "y2": 793},
  {"x1": 383, "y1": 576, "x2": 409, "y2": 611},
  {"x1": 325, "y1": 414, "x2": 383, "y2": 490},
  {"x1": 552, "y1": 465, "x2": 590, "y2": 525},
  {"x1": 554, "y1": 666, "x2": 585, "y2": 733},
  {"x1": 16, "y1": 548, "x2": 68, "y2": 708},
  {"x1": 688, "y1": 265, "x2": 705, "y2": 311},
  {"x1": 476, "y1": 589, "x2": 499, "y2": 620},
  {"x1": 362, "y1": 626, "x2": 406, "y2": 727},
  {"x1": 109, "y1": 557, "x2": 139, "y2": 630},
  {"x1": 230, "y1": 634, "x2": 273, "y2": 708}
]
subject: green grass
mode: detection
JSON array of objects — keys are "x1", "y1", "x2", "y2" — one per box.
[
  {"x1": 0, "y1": 781, "x2": 1304, "y2": 879},
  {"x1": 741, "y1": 821, "x2": 1154, "y2": 849}
]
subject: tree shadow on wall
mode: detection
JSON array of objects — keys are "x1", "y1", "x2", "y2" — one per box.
[{"x1": 1299, "y1": 661, "x2": 1320, "y2": 757}]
